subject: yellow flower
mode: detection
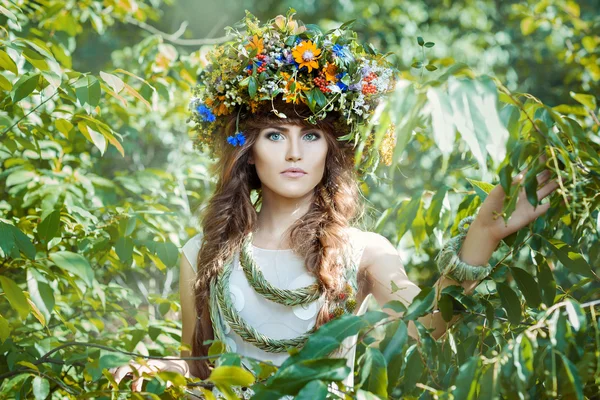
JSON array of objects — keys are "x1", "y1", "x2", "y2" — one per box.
[
  {"x1": 324, "y1": 63, "x2": 338, "y2": 82},
  {"x1": 379, "y1": 123, "x2": 397, "y2": 166},
  {"x1": 248, "y1": 35, "x2": 264, "y2": 54},
  {"x1": 292, "y1": 40, "x2": 321, "y2": 73},
  {"x1": 280, "y1": 72, "x2": 309, "y2": 104}
]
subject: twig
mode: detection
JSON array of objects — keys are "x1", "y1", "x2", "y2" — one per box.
[{"x1": 126, "y1": 17, "x2": 233, "y2": 46}]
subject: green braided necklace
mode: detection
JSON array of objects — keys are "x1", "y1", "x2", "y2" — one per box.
[
  {"x1": 239, "y1": 233, "x2": 323, "y2": 306},
  {"x1": 208, "y1": 234, "x2": 358, "y2": 354}
]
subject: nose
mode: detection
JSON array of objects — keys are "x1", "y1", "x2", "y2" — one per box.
[{"x1": 285, "y1": 135, "x2": 303, "y2": 162}]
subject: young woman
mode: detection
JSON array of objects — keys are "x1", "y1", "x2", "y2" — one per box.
[{"x1": 109, "y1": 12, "x2": 559, "y2": 396}]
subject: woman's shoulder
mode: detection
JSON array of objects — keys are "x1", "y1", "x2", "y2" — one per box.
[
  {"x1": 345, "y1": 227, "x2": 395, "y2": 272},
  {"x1": 181, "y1": 232, "x2": 204, "y2": 273}
]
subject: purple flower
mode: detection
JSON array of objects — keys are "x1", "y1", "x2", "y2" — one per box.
[
  {"x1": 196, "y1": 104, "x2": 216, "y2": 123},
  {"x1": 227, "y1": 132, "x2": 246, "y2": 146},
  {"x1": 349, "y1": 82, "x2": 362, "y2": 91}
]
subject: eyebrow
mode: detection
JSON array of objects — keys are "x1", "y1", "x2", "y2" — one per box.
[{"x1": 265, "y1": 125, "x2": 320, "y2": 132}]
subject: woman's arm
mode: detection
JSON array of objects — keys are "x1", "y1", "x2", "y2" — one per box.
[
  {"x1": 179, "y1": 255, "x2": 198, "y2": 378},
  {"x1": 365, "y1": 165, "x2": 559, "y2": 340}
]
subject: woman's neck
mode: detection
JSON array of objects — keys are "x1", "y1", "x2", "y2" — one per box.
[{"x1": 254, "y1": 188, "x2": 314, "y2": 249}]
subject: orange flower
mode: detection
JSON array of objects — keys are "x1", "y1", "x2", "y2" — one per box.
[
  {"x1": 281, "y1": 72, "x2": 309, "y2": 104},
  {"x1": 248, "y1": 35, "x2": 264, "y2": 54},
  {"x1": 324, "y1": 63, "x2": 338, "y2": 82},
  {"x1": 205, "y1": 96, "x2": 230, "y2": 116},
  {"x1": 292, "y1": 40, "x2": 321, "y2": 72}
]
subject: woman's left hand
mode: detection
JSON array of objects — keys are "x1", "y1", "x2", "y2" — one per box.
[{"x1": 475, "y1": 161, "x2": 560, "y2": 243}]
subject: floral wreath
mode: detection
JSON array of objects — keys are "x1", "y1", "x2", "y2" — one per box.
[{"x1": 187, "y1": 9, "x2": 399, "y2": 173}]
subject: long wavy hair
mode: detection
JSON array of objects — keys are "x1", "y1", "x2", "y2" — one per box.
[{"x1": 190, "y1": 97, "x2": 364, "y2": 378}]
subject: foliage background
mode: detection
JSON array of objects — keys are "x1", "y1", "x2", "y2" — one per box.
[{"x1": 0, "y1": 0, "x2": 599, "y2": 398}]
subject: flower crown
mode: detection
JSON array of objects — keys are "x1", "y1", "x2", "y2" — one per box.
[{"x1": 188, "y1": 9, "x2": 398, "y2": 172}]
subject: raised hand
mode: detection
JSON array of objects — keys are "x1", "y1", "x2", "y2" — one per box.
[{"x1": 475, "y1": 159, "x2": 560, "y2": 243}]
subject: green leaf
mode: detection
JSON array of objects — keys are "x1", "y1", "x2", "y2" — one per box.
[
  {"x1": 452, "y1": 356, "x2": 479, "y2": 399},
  {"x1": 402, "y1": 346, "x2": 423, "y2": 391},
  {"x1": 537, "y1": 258, "x2": 556, "y2": 307},
  {"x1": 359, "y1": 348, "x2": 387, "y2": 398},
  {"x1": 295, "y1": 380, "x2": 328, "y2": 400},
  {"x1": 0, "y1": 222, "x2": 36, "y2": 260},
  {"x1": 32, "y1": 376, "x2": 49, "y2": 400},
  {"x1": 510, "y1": 267, "x2": 542, "y2": 308},
  {"x1": 248, "y1": 76, "x2": 257, "y2": 99},
  {"x1": 478, "y1": 363, "x2": 499, "y2": 399},
  {"x1": 438, "y1": 293, "x2": 455, "y2": 322},
  {"x1": 209, "y1": 365, "x2": 255, "y2": 387},
  {"x1": 564, "y1": 300, "x2": 586, "y2": 333},
  {"x1": 496, "y1": 282, "x2": 522, "y2": 325},
  {"x1": 417, "y1": 36, "x2": 424, "y2": 46},
  {"x1": 557, "y1": 352, "x2": 584, "y2": 400},
  {"x1": 26, "y1": 269, "x2": 55, "y2": 325},
  {"x1": 73, "y1": 75, "x2": 101, "y2": 107},
  {"x1": 115, "y1": 237, "x2": 134, "y2": 264},
  {"x1": 156, "y1": 241, "x2": 178, "y2": 268},
  {"x1": 0, "y1": 314, "x2": 10, "y2": 343},
  {"x1": 425, "y1": 64, "x2": 437, "y2": 71},
  {"x1": 424, "y1": 185, "x2": 448, "y2": 235},
  {"x1": 11, "y1": 72, "x2": 39, "y2": 103},
  {"x1": 280, "y1": 314, "x2": 368, "y2": 368},
  {"x1": 0, "y1": 49, "x2": 18, "y2": 74},
  {"x1": 403, "y1": 287, "x2": 435, "y2": 320},
  {"x1": 380, "y1": 320, "x2": 407, "y2": 364},
  {"x1": 49, "y1": 251, "x2": 94, "y2": 287},
  {"x1": 396, "y1": 191, "x2": 423, "y2": 241},
  {"x1": 0, "y1": 276, "x2": 30, "y2": 320},
  {"x1": 424, "y1": 42, "x2": 435, "y2": 48},
  {"x1": 514, "y1": 334, "x2": 534, "y2": 384},
  {"x1": 569, "y1": 91, "x2": 596, "y2": 110},
  {"x1": 100, "y1": 71, "x2": 124, "y2": 93},
  {"x1": 466, "y1": 178, "x2": 494, "y2": 201},
  {"x1": 544, "y1": 238, "x2": 594, "y2": 278},
  {"x1": 382, "y1": 299, "x2": 406, "y2": 313},
  {"x1": 37, "y1": 209, "x2": 61, "y2": 244},
  {"x1": 265, "y1": 358, "x2": 348, "y2": 395},
  {"x1": 22, "y1": 48, "x2": 49, "y2": 71}
]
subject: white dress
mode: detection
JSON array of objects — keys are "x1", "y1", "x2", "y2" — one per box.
[{"x1": 181, "y1": 229, "x2": 370, "y2": 396}]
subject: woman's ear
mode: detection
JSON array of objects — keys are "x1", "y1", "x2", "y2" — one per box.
[{"x1": 247, "y1": 154, "x2": 254, "y2": 165}]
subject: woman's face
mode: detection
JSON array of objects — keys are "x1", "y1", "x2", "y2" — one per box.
[{"x1": 249, "y1": 123, "x2": 329, "y2": 199}]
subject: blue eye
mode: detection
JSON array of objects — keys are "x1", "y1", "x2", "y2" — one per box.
[
  {"x1": 304, "y1": 133, "x2": 321, "y2": 141},
  {"x1": 266, "y1": 132, "x2": 283, "y2": 141},
  {"x1": 265, "y1": 132, "x2": 321, "y2": 141}
]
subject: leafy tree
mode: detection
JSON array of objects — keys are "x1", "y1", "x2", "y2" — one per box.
[{"x1": 1, "y1": 0, "x2": 598, "y2": 398}]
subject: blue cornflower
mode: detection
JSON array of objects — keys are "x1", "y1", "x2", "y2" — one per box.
[
  {"x1": 332, "y1": 44, "x2": 346, "y2": 57},
  {"x1": 336, "y1": 72, "x2": 348, "y2": 92},
  {"x1": 332, "y1": 44, "x2": 354, "y2": 64},
  {"x1": 196, "y1": 103, "x2": 216, "y2": 123},
  {"x1": 227, "y1": 132, "x2": 246, "y2": 146}
]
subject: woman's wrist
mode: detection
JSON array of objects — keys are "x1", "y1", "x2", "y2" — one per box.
[{"x1": 458, "y1": 217, "x2": 501, "y2": 266}]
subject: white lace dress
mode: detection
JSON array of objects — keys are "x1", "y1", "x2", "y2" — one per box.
[{"x1": 181, "y1": 229, "x2": 370, "y2": 398}]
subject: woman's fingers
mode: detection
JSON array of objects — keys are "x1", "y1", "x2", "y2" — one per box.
[
  {"x1": 131, "y1": 364, "x2": 160, "y2": 392},
  {"x1": 111, "y1": 365, "x2": 134, "y2": 385},
  {"x1": 537, "y1": 179, "x2": 559, "y2": 200},
  {"x1": 536, "y1": 169, "x2": 551, "y2": 184}
]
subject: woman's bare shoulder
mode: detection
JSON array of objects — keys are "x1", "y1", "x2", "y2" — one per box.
[{"x1": 346, "y1": 227, "x2": 397, "y2": 272}]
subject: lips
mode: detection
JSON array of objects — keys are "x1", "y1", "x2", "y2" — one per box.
[
  {"x1": 281, "y1": 167, "x2": 307, "y2": 174},
  {"x1": 281, "y1": 167, "x2": 307, "y2": 178}
]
